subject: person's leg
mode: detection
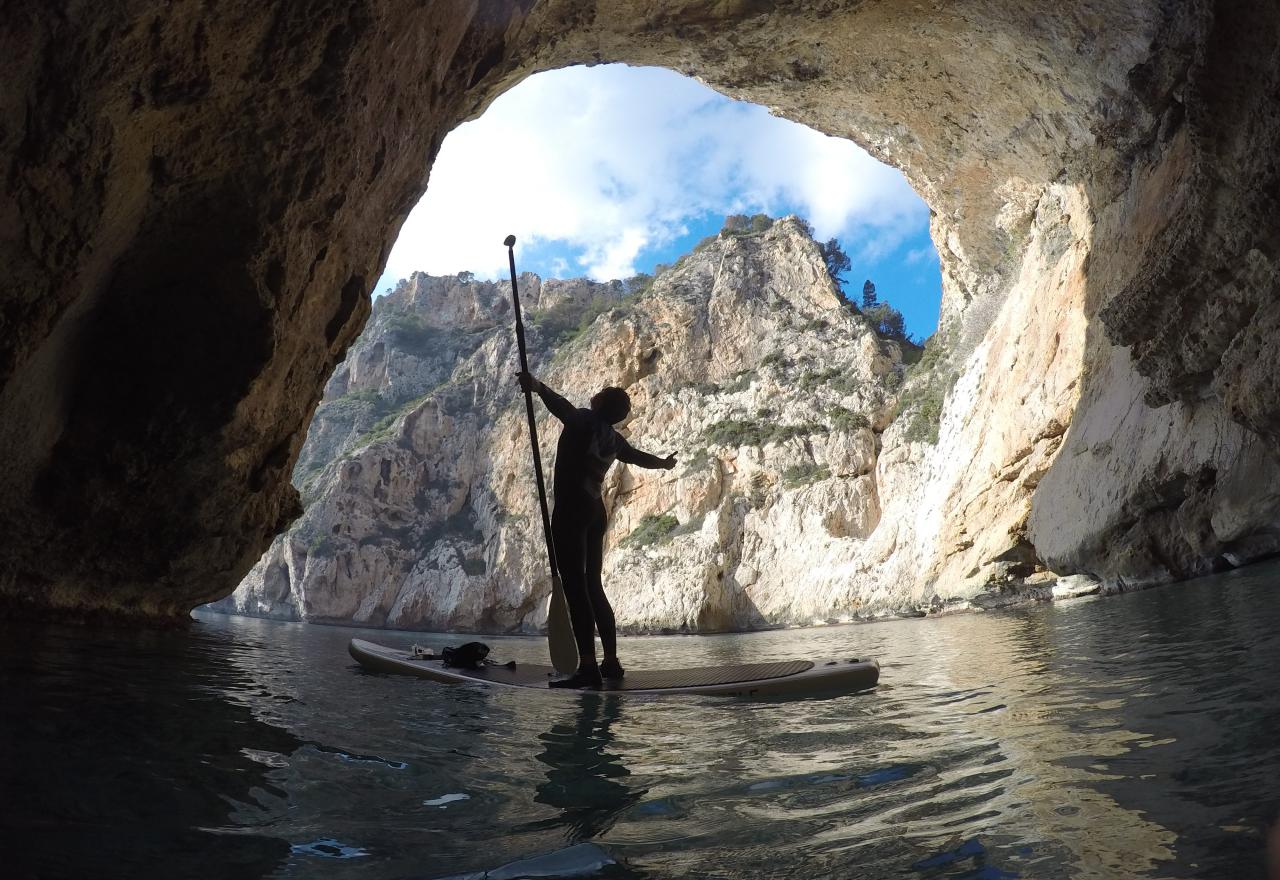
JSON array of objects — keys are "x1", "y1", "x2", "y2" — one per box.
[
  {"x1": 550, "y1": 502, "x2": 602, "y2": 688},
  {"x1": 584, "y1": 500, "x2": 623, "y2": 679}
]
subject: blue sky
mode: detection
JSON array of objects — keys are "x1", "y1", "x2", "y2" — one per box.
[{"x1": 376, "y1": 65, "x2": 942, "y2": 338}]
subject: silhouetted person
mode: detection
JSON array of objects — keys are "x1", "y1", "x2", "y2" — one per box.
[{"x1": 517, "y1": 371, "x2": 676, "y2": 689}]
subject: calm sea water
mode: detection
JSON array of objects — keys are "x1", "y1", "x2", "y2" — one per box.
[{"x1": 5, "y1": 561, "x2": 1280, "y2": 879}]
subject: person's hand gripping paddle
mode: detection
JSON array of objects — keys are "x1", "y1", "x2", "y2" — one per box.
[{"x1": 504, "y1": 235, "x2": 577, "y2": 675}]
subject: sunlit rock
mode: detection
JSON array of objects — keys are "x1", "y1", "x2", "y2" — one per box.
[{"x1": 217, "y1": 219, "x2": 915, "y2": 630}]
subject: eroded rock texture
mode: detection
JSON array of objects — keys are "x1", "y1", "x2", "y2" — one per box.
[{"x1": 4, "y1": 1, "x2": 1280, "y2": 620}]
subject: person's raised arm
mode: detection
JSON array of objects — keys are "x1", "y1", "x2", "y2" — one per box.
[
  {"x1": 617, "y1": 435, "x2": 677, "y2": 470},
  {"x1": 516, "y1": 371, "x2": 577, "y2": 424}
]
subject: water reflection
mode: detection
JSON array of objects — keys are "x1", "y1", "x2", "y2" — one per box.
[
  {"x1": 523, "y1": 694, "x2": 646, "y2": 842},
  {"x1": 6, "y1": 560, "x2": 1280, "y2": 878},
  {"x1": 1, "y1": 624, "x2": 296, "y2": 878},
  {"x1": 862, "y1": 605, "x2": 1179, "y2": 878},
  {"x1": 1069, "y1": 570, "x2": 1280, "y2": 876}
]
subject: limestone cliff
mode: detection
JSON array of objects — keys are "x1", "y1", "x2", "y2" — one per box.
[{"x1": 213, "y1": 218, "x2": 919, "y2": 631}]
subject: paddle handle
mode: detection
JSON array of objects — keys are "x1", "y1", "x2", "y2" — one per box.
[{"x1": 506, "y1": 239, "x2": 559, "y2": 580}]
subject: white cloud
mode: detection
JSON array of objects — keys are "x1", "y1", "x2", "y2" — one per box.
[
  {"x1": 380, "y1": 64, "x2": 929, "y2": 284},
  {"x1": 905, "y1": 246, "x2": 939, "y2": 265}
]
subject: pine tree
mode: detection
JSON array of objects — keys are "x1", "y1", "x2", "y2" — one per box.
[
  {"x1": 820, "y1": 238, "x2": 851, "y2": 284},
  {"x1": 861, "y1": 279, "x2": 877, "y2": 309}
]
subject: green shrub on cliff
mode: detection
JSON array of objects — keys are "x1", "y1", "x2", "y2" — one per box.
[
  {"x1": 349, "y1": 383, "x2": 446, "y2": 451},
  {"x1": 820, "y1": 238, "x2": 851, "y2": 285},
  {"x1": 798, "y1": 367, "x2": 862, "y2": 395},
  {"x1": 623, "y1": 273, "x2": 653, "y2": 296},
  {"x1": 386, "y1": 313, "x2": 442, "y2": 357},
  {"x1": 535, "y1": 291, "x2": 638, "y2": 351},
  {"x1": 624, "y1": 513, "x2": 680, "y2": 548},
  {"x1": 682, "y1": 448, "x2": 711, "y2": 472},
  {"x1": 863, "y1": 302, "x2": 907, "y2": 341},
  {"x1": 323, "y1": 388, "x2": 390, "y2": 423},
  {"x1": 782, "y1": 462, "x2": 830, "y2": 488},
  {"x1": 705, "y1": 419, "x2": 770, "y2": 447},
  {"x1": 704, "y1": 418, "x2": 822, "y2": 448},
  {"x1": 895, "y1": 325, "x2": 959, "y2": 444},
  {"x1": 829, "y1": 406, "x2": 870, "y2": 432},
  {"x1": 308, "y1": 534, "x2": 338, "y2": 557},
  {"x1": 901, "y1": 383, "x2": 949, "y2": 444},
  {"x1": 723, "y1": 370, "x2": 753, "y2": 393},
  {"x1": 721, "y1": 213, "x2": 774, "y2": 237},
  {"x1": 760, "y1": 351, "x2": 790, "y2": 370},
  {"x1": 292, "y1": 521, "x2": 339, "y2": 558},
  {"x1": 912, "y1": 329, "x2": 951, "y2": 374}
]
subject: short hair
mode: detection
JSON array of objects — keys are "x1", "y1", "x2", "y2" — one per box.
[{"x1": 592, "y1": 386, "x2": 631, "y2": 423}]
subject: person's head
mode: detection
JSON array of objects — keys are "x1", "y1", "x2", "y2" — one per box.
[{"x1": 590, "y1": 386, "x2": 631, "y2": 424}]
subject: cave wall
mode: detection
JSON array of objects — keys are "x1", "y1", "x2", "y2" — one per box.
[
  {"x1": 0, "y1": 0, "x2": 521, "y2": 617},
  {"x1": 3, "y1": 0, "x2": 1278, "y2": 619},
  {"x1": 1029, "y1": 0, "x2": 1280, "y2": 584}
]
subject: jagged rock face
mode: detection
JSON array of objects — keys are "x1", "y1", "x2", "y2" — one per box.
[
  {"x1": 215, "y1": 220, "x2": 912, "y2": 630},
  {"x1": 4, "y1": 2, "x2": 1280, "y2": 619}
]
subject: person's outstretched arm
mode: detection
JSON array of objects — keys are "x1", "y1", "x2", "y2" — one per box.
[
  {"x1": 517, "y1": 371, "x2": 577, "y2": 424},
  {"x1": 617, "y1": 436, "x2": 678, "y2": 470}
]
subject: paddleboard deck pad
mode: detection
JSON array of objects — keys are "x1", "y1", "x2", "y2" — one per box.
[{"x1": 349, "y1": 638, "x2": 878, "y2": 698}]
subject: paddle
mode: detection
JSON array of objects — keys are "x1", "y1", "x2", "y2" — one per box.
[{"x1": 504, "y1": 235, "x2": 578, "y2": 675}]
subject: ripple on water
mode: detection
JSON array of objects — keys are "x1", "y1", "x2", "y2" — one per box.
[{"x1": 290, "y1": 838, "x2": 369, "y2": 860}]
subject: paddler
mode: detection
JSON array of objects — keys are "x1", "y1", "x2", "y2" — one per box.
[{"x1": 516, "y1": 372, "x2": 676, "y2": 689}]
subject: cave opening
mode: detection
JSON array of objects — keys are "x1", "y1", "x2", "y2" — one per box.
[
  {"x1": 376, "y1": 63, "x2": 943, "y2": 341},
  {"x1": 5, "y1": 3, "x2": 1279, "y2": 630},
  {"x1": 212, "y1": 63, "x2": 957, "y2": 631},
  {"x1": 10, "y1": 7, "x2": 1280, "y2": 876}
]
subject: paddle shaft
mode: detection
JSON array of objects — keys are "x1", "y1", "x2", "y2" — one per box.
[{"x1": 506, "y1": 242, "x2": 559, "y2": 580}]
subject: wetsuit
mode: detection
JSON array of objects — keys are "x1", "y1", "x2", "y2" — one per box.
[{"x1": 536, "y1": 384, "x2": 668, "y2": 660}]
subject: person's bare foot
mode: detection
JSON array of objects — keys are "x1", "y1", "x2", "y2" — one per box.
[{"x1": 600, "y1": 657, "x2": 625, "y2": 680}]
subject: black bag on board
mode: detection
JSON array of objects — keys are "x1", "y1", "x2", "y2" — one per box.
[{"x1": 441, "y1": 642, "x2": 490, "y2": 669}]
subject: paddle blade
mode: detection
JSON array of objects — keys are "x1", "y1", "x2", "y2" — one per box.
[{"x1": 546, "y1": 575, "x2": 578, "y2": 674}]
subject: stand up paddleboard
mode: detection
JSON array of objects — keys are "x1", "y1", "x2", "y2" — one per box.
[{"x1": 349, "y1": 639, "x2": 879, "y2": 698}]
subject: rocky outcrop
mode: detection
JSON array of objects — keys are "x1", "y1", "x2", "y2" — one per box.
[
  {"x1": 214, "y1": 218, "x2": 915, "y2": 630},
  {"x1": 5, "y1": 3, "x2": 1280, "y2": 620}
]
